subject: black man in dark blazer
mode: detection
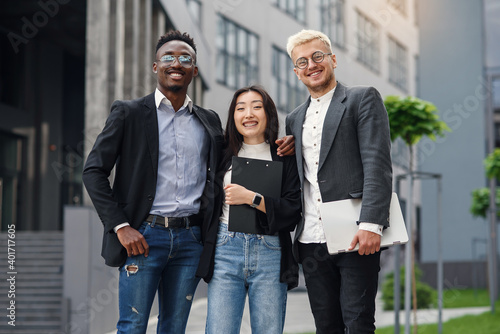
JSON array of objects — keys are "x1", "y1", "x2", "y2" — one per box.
[{"x1": 83, "y1": 31, "x2": 223, "y2": 334}]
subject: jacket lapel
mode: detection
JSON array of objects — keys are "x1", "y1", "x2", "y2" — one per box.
[
  {"x1": 319, "y1": 83, "x2": 346, "y2": 171},
  {"x1": 143, "y1": 93, "x2": 159, "y2": 177},
  {"x1": 192, "y1": 105, "x2": 214, "y2": 155},
  {"x1": 192, "y1": 105, "x2": 211, "y2": 135}
]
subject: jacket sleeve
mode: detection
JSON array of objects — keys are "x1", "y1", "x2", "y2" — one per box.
[
  {"x1": 356, "y1": 87, "x2": 393, "y2": 226},
  {"x1": 82, "y1": 101, "x2": 129, "y2": 233},
  {"x1": 257, "y1": 155, "x2": 302, "y2": 235}
]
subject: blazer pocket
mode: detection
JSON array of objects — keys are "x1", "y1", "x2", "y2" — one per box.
[{"x1": 349, "y1": 190, "x2": 363, "y2": 199}]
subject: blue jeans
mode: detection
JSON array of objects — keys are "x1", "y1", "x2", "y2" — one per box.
[
  {"x1": 116, "y1": 221, "x2": 203, "y2": 334},
  {"x1": 206, "y1": 222, "x2": 287, "y2": 334},
  {"x1": 298, "y1": 242, "x2": 381, "y2": 334}
]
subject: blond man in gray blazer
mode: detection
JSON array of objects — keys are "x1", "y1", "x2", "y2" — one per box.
[{"x1": 285, "y1": 29, "x2": 393, "y2": 334}]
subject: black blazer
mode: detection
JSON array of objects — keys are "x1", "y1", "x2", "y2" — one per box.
[
  {"x1": 196, "y1": 144, "x2": 302, "y2": 290},
  {"x1": 82, "y1": 92, "x2": 224, "y2": 267}
]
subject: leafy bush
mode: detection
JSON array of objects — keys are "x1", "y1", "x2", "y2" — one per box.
[
  {"x1": 470, "y1": 187, "x2": 500, "y2": 218},
  {"x1": 381, "y1": 266, "x2": 436, "y2": 310}
]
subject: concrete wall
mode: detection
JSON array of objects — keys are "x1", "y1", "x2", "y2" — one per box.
[
  {"x1": 418, "y1": 0, "x2": 490, "y2": 269},
  {"x1": 63, "y1": 206, "x2": 120, "y2": 334}
]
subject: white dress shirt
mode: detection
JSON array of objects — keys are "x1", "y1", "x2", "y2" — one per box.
[{"x1": 114, "y1": 89, "x2": 209, "y2": 232}]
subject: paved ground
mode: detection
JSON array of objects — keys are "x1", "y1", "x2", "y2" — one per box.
[{"x1": 141, "y1": 287, "x2": 490, "y2": 334}]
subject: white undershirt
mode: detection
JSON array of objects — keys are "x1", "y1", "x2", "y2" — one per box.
[{"x1": 219, "y1": 142, "x2": 272, "y2": 224}]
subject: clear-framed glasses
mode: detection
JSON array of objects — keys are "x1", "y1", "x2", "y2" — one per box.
[
  {"x1": 294, "y1": 51, "x2": 333, "y2": 69},
  {"x1": 157, "y1": 54, "x2": 194, "y2": 68}
]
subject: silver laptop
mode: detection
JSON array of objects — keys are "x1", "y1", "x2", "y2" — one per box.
[{"x1": 319, "y1": 192, "x2": 409, "y2": 254}]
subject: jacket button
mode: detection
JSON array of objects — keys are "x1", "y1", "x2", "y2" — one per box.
[{"x1": 148, "y1": 196, "x2": 153, "y2": 201}]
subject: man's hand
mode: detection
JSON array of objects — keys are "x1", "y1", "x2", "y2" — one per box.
[
  {"x1": 348, "y1": 230, "x2": 381, "y2": 255},
  {"x1": 116, "y1": 226, "x2": 149, "y2": 257},
  {"x1": 276, "y1": 135, "x2": 295, "y2": 156}
]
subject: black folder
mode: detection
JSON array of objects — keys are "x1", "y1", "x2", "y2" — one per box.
[{"x1": 228, "y1": 156, "x2": 283, "y2": 234}]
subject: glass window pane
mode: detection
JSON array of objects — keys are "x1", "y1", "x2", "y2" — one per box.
[
  {"x1": 227, "y1": 23, "x2": 236, "y2": 55},
  {"x1": 216, "y1": 51, "x2": 225, "y2": 83},
  {"x1": 216, "y1": 19, "x2": 225, "y2": 49},
  {"x1": 249, "y1": 35, "x2": 258, "y2": 66},
  {"x1": 238, "y1": 29, "x2": 246, "y2": 57},
  {"x1": 227, "y1": 55, "x2": 236, "y2": 88}
]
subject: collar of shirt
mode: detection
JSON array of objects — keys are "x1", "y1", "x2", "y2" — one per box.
[
  {"x1": 154, "y1": 88, "x2": 193, "y2": 113},
  {"x1": 308, "y1": 85, "x2": 336, "y2": 107}
]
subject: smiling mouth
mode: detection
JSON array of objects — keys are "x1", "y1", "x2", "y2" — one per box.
[
  {"x1": 243, "y1": 121, "x2": 258, "y2": 127},
  {"x1": 309, "y1": 70, "x2": 322, "y2": 77},
  {"x1": 167, "y1": 71, "x2": 184, "y2": 78}
]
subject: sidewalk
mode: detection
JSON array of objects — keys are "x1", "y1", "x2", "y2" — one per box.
[{"x1": 143, "y1": 289, "x2": 490, "y2": 334}]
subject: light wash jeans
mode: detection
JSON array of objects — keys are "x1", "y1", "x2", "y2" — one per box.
[
  {"x1": 206, "y1": 222, "x2": 287, "y2": 334},
  {"x1": 116, "y1": 220, "x2": 203, "y2": 334}
]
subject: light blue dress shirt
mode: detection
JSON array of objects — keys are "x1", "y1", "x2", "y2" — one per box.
[{"x1": 150, "y1": 89, "x2": 209, "y2": 217}]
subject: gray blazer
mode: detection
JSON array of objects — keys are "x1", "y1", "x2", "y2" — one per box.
[{"x1": 286, "y1": 82, "x2": 393, "y2": 256}]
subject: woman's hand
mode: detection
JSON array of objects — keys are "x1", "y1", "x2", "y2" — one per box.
[{"x1": 224, "y1": 184, "x2": 254, "y2": 205}]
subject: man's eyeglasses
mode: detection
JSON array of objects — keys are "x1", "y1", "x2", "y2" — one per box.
[
  {"x1": 157, "y1": 54, "x2": 194, "y2": 68},
  {"x1": 294, "y1": 51, "x2": 332, "y2": 69}
]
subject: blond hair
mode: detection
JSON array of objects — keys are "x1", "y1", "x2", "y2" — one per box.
[{"x1": 286, "y1": 30, "x2": 333, "y2": 58}]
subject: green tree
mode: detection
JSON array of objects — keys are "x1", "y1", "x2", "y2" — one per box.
[
  {"x1": 470, "y1": 187, "x2": 500, "y2": 218},
  {"x1": 484, "y1": 148, "x2": 500, "y2": 180},
  {"x1": 384, "y1": 95, "x2": 450, "y2": 333},
  {"x1": 470, "y1": 149, "x2": 500, "y2": 218}
]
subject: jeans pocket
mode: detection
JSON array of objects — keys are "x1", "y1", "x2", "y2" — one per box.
[
  {"x1": 262, "y1": 235, "x2": 281, "y2": 250},
  {"x1": 215, "y1": 233, "x2": 230, "y2": 247},
  {"x1": 138, "y1": 222, "x2": 149, "y2": 235},
  {"x1": 189, "y1": 226, "x2": 202, "y2": 244}
]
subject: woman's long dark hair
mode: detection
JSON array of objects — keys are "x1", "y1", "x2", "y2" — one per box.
[{"x1": 220, "y1": 85, "x2": 280, "y2": 169}]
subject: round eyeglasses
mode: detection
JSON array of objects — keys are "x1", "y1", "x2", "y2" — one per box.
[
  {"x1": 157, "y1": 54, "x2": 194, "y2": 68},
  {"x1": 294, "y1": 51, "x2": 333, "y2": 69}
]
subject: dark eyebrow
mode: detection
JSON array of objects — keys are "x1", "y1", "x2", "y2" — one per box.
[
  {"x1": 236, "y1": 99, "x2": 262, "y2": 105},
  {"x1": 160, "y1": 52, "x2": 191, "y2": 56}
]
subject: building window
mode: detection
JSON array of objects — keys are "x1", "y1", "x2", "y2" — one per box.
[
  {"x1": 320, "y1": 0, "x2": 345, "y2": 49},
  {"x1": 271, "y1": 46, "x2": 308, "y2": 113},
  {"x1": 216, "y1": 16, "x2": 259, "y2": 90},
  {"x1": 388, "y1": 0, "x2": 407, "y2": 16},
  {"x1": 0, "y1": 36, "x2": 25, "y2": 110},
  {"x1": 388, "y1": 36, "x2": 408, "y2": 91},
  {"x1": 186, "y1": 0, "x2": 202, "y2": 26},
  {"x1": 356, "y1": 10, "x2": 379, "y2": 73},
  {"x1": 272, "y1": 0, "x2": 306, "y2": 23}
]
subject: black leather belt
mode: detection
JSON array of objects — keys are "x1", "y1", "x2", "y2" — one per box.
[{"x1": 145, "y1": 214, "x2": 201, "y2": 228}]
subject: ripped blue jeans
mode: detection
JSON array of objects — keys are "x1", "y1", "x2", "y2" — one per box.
[{"x1": 116, "y1": 221, "x2": 203, "y2": 334}]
